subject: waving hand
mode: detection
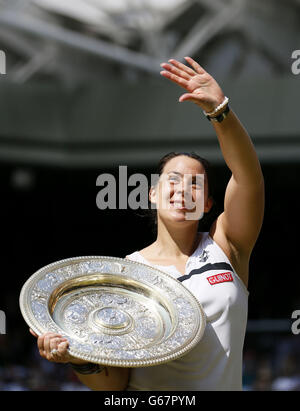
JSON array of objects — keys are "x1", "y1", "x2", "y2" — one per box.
[{"x1": 160, "y1": 57, "x2": 225, "y2": 113}]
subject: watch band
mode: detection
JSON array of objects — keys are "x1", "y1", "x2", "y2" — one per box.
[
  {"x1": 69, "y1": 362, "x2": 105, "y2": 375},
  {"x1": 206, "y1": 105, "x2": 230, "y2": 122}
]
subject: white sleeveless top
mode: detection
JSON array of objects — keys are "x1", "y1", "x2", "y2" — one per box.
[{"x1": 125, "y1": 232, "x2": 248, "y2": 391}]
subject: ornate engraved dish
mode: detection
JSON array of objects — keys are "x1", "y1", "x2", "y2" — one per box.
[{"x1": 19, "y1": 256, "x2": 206, "y2": 367}]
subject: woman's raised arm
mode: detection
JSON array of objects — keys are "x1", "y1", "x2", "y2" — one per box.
[{"x1": 160, "y1": 57, "x2": 264, "y2": 263}]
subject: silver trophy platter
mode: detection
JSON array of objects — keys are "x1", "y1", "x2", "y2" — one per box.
[{"x1": 20, "y1": 256, "x2": 206, "y2": 367}]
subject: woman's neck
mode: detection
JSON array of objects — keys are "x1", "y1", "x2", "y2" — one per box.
[{"x1": 153, "y1": 220, "x2": 200, "y2": 259}]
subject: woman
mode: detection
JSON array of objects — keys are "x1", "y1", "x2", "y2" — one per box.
[{"x1": 30, "y1": 57, "x2": 264, "y2": 390}]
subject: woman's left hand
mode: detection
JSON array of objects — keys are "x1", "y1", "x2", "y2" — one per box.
[{"x1": 160, "y1": 56, "x2": 225, "y2": 113}]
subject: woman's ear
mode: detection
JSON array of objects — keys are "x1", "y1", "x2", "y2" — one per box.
[
  {"x1": 149, "y1": 185, "x2": 157, "y2": 207},
  {"x1": 204, "y1": 196, "x2": 214, "y2": 213}
]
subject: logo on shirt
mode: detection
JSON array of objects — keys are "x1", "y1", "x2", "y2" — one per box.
[
  {"x1": 199, "y1": 249, "x2": 209, "y2": 262},
  {"x1": 207, "y1": 272, "x2": 233, "y2": 285}
]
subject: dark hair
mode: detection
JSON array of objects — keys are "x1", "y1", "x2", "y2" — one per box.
[{"x1": 143, "y1": 151, "x2": 218, "y2": 235}]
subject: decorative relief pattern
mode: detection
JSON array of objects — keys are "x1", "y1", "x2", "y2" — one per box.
[{"x1": 20, "y1": 257, "x2": 206, "y2": 367}]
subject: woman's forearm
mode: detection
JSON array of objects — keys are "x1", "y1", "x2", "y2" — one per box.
[
  {"x1": 74, "y1": 366, "x2": 130, "y2": 391},
  {"x1": 212, "y1": 109, "x2": 263, "y2": 185}
]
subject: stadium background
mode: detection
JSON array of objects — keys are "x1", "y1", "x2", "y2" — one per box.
[{"x1": 0, "y1": 0, "x2": 300, "y2": 390}]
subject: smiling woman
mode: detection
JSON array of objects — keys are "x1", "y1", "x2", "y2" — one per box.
[
  {"x1": 125, "y1": 57, "x2": 264, "y2": 390},
  {"x1": 149, "y1": 151, "x2": 214, "y2": 224},
  {"x1": 150, "y1": 155, "x2": 207, "y2": 222},
  {"x1": 30, "y1": 56, "x2": 264, "y2": 391}
]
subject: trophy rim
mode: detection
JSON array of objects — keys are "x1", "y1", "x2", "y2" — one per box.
[{"x1": 20, "y1": 256, "x2": 206, "y2": 367}]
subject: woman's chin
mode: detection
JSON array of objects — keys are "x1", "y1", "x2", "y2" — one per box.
[{"x1": 165, "y1": 209, "x2": 197, "y2": 223}]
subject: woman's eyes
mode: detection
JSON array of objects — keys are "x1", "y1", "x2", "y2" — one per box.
[
  {"x1": 168, "y1": 176, "x2": 203, "y2": 188},
  {"x1": 168, "y1": 175, "x2": 180, "y2": 182}
]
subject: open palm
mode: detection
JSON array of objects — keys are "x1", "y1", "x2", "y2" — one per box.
[{"x1": 160, "y1": 57, "x2": 224, "y2": 113}]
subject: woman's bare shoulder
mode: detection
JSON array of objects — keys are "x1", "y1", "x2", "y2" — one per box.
[{"x1": 125, "y1": 243, "x2": 156, "y2": 260}]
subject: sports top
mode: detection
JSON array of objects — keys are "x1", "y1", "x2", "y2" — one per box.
[{"x1": 125, "y1": 231, "x2": 249, "y2": 391}]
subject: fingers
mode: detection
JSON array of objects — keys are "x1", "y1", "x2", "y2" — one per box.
[
  {"x1": 160, "y1": 69, "x2": 189, "y2": 89},
  {"x1": 160, "y1": 62, "x2": 191, "y2": 81},
  {"x1": 184, "y1": 56, "x2": 206, "y2": 74},
  {"x1": 160, "y1": 57, "x2": 223, "y2": 112},
  {"x1": 57, "y1": 340, "x2": 69, "y2": 355},
  {"x1": 167, "y1": 58, "x2": 196, "y2": 76},
  {"x1": 179, "y1": 93, "x2": 204, "y2": 107},
  {"x1": 160, "y1": 57, "x2": 207, "y2": 89},
  {"x1": 51, "y1": 340, "x2": 69, "y2": 362},
  {"x1": 37, "y1": 332, "x2": 69, "y2": 362},
  {"x1": 179, "y1": 93, "x2": 199, "y2": 103},
  {"x1": 29, "y1": 328, "x2": 38, "y2": 338},
  {"x1": 162, "y1": 57, "x2": 206, "y2": 75}
]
